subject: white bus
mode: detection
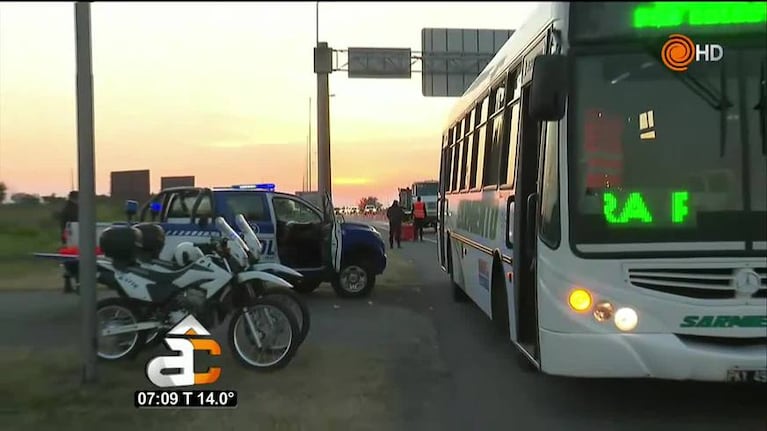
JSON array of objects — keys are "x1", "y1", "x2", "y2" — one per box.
[{"x1": 436, "y1": 2, "x2": 767, "y2": 382}]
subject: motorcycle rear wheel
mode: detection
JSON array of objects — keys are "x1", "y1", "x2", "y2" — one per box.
[
  {"x1": 96, "y1": 297, "x2": 147, "y2": 361},
  {"x1": 259, "y1": 286, "x2": 311, "y2": 345}
]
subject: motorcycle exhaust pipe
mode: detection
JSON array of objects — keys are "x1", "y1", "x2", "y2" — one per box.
[{"x1": 101, "y1": 321, "x2": 162, "y2": 336}]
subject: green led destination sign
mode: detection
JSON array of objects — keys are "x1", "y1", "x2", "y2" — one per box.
[
  {"x1": 569, "y1": 2, "x2": 767, "y2": 44},
  {"x1": 633, "y1": 2, "x2": 767, "y2": 29},
  {"x1": 603, "y1": 190, "x2": 694, "y2": 227}
]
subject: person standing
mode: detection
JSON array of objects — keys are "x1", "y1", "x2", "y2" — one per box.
[
  {"x1": 386, "y1": 200, "x2": 405, "y2": 248},
  {"x1": 412, "y1": 196, "x2": 427, "y2": 242},
  {"x1": 59, "y1": 191, "x2": 79, "y2": 245}
]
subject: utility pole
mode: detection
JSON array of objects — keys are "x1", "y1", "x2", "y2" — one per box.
[
  {"x1": 314, "y1": 1, "x2": 332, "y2": 201},
  {"x1": 308, "y1": 97, "x2": 312, "y2": 191},
  {"x1": 74, "y1": 1, "x2": 98, "y2": 384},
  {"x1": 315, "y1": 44, "x2": 332, "y2": 200}
]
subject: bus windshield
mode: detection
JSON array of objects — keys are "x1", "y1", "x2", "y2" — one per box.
[
  {"x1": 569, "y1": 43, "x2": 766, "y2": 251},
  {"x1": 414, "y1": 182, "x2": 438, "y2": 196}
]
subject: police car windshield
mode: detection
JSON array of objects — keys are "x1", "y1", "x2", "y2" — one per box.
[{"x1": 568, "y1": 46, "x2": 766, "y2": 251}]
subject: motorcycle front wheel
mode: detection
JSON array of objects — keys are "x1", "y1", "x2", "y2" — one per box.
[
  {"x1": 228, "y1": 297, "x2": 300, "y2": 371},
  {"x1": 96, "y1": 297, "x2": 147, "y2": 361}
]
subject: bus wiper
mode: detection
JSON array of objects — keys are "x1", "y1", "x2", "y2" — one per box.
[
  {"x1": 671, "y1": 68, "x2": 733, "y2": 156},
  {"x1": 756, "y1": 57, "x2": 766, "y2": 155}
]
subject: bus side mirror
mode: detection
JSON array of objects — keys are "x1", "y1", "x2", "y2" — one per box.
[{"x1": 529, "y1": 54, "x2": 568, "y2": 122}]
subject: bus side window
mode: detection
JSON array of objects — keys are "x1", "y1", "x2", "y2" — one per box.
[
  {"x1": 502, "y1": 102, "x2": 521, "y2": 186},
  {"x1": 466, "y1": 102, "x2": 482, "y2": 189},
  {"x1": 539, "y1": 121, "x2": 561, "y2": 248},
  {"x1": 451, "y1": 141, "x2": 460, "y2": 191},
  {"x1": 443, "y1": 130, "x2": 454, "y2": 193},
  {"x1": 453, "y1": 122, "x2": 464, "y2": 191},
  {"x1": 460, "y1": 111, "x2": 474, "y2": 190}
]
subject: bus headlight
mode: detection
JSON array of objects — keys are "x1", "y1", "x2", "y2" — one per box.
[
  {"x1": 614, "y1": 307, "x2": 638, "y2": 332},
  {"x1": 568, "y1": 288, "x2": 592, "y2": 313},
  {"x1": 593, "y1": 302, "x2": 614, "y2": 322}
]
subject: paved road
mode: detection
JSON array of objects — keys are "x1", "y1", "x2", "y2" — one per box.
[
  {"x1": 3, "y1": 222, "x2": 765, "y2": 431},
  {"x1": 366, "y1": 221, "x2": 766, "y2": 431}
]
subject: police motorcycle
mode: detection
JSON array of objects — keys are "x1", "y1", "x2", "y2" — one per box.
[
  {"x1": 96, "y1": 216, "x2": 301, "y2": 371},
  {"x1": 133, "y1": 214, "x2": 311, "y2": 346}
]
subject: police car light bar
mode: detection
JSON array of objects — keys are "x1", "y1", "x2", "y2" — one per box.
[{"x1": 230, "y1": 183, "x2": 276, "y2": 191}]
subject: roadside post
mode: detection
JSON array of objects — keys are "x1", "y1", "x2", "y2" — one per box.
[{"x1": 74, "y1": 1, "x2": 98, "y2": 383}]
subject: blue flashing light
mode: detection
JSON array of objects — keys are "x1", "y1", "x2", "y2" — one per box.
[
  {"x1": 231, "y1": 183, "x2": 276, "y2": 191},
  {"x1": 150, "y1": 202, "x2": 163, "y2": 213}
]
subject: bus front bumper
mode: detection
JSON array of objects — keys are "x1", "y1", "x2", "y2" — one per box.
[{"x1": 539, "y1": 328, "x2": 767, "y2": 382}]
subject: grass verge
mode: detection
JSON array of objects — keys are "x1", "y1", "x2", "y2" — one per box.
[{"x1": 1, "y1": 344, "x2": 398, "y2": 431}]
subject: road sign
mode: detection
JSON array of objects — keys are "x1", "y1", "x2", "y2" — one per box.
[
  {"x1": 348, "y1": 47, "x2": 412, "y2": 79},
  {"x1": 421, "y1": 28, "x2": 514, "y2": 97}
]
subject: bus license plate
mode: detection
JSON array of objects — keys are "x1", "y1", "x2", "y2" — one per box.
[{"x1": 726, "y1": 369, "x2": 767, "y2": 383}]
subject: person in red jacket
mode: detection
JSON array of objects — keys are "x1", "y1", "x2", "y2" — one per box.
[{"x1": 412, "y1": 196, "x2": 427, "y2": 242}]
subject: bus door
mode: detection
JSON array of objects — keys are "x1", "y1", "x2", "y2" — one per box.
[
  {"x1": 512, "y1": 78, "x2": 545, "y2": 358},
  {"x1": 438, "y1": 138, "x2": 450, "y2": 269}
]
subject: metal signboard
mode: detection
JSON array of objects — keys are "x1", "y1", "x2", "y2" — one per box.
[
  {"x1": 348, "y1": 47, "x2": 412, "y2": 79},
  {"x1": 161, "y1": 176, "x2": 195, "y2": 189},
  {"x1": 421, "y1": 28, "x2": 514, "y2": 97},
  {"x1": 111, "y1": 169, "x2": 150, "y2": 203}
]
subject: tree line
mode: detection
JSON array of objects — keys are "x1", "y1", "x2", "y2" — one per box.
[
  {"x1": 357, "y1": 196, "x2": 383, "y2": 212},
  {"x1": 0, "y1": 182, "x2": 112, "y2": 206}
]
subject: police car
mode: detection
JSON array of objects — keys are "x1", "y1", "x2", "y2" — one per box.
[{"x1": 65, "y1": 184, "x2": 388, "y2": 298}]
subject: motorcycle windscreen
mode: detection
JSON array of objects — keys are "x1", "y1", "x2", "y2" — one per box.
[
  {"x1": 234, "y1": 214, "x2": 262, "y2": 259},
  {"x1": 215, "y1": 217, "x2": 249, "y2": 267}
]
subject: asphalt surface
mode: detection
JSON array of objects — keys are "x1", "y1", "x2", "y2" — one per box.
[{"x1": 3, "y1": 220, "x2": 766, "y2": 431}]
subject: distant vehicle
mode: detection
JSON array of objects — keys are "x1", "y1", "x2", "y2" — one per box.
[
  {"x1": 436, "y1": 2, "x2": 766, "y2": 382},
  {"x1": 364, "y1": 204, "x2": 376, "y2": 214},
  {"x1": 61, "y1": 184, "x2": 387, "y2": 298},
  {"x1": 411, "y1": 180, "x2": 439, "y2": 229},
  {"x1": 398, "y1": 187, "x2": 413, "y2": 221}
]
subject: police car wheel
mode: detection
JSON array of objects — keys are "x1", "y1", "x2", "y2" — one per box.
[{"x1": 332, "y1": 260, "x2": 375, "y2": 298}]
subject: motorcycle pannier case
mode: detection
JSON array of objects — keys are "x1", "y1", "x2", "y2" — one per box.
[
  {"x1": 133, "y1": 223, "x2": 166, "y2": 259},
  {"x1": 99, "y1": 226, "x2": 141, "y2": 265}
]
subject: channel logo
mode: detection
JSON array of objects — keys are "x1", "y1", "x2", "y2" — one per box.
[{"x1": 661, "y1": 34, "x2": 723, "y2": 72}]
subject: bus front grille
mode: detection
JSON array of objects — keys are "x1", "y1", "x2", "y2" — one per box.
[{"x1": 626, "y1": 266, "x2": 767, "y2": 300}]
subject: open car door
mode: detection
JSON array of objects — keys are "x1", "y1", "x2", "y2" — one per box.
[{"x1": 321, "y1": 193, "x2": 343, "y2": 274}]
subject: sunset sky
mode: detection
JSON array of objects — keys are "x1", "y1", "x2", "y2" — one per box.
[{"x1": 0, "y1": 1, "x2": 539, "y2": 205}]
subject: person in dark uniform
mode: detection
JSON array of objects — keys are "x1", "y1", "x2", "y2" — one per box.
[
  {"x1": 59, "y1": 191, "x2": 79, "y2": 245},
  {"x1": 386, "y1": 200, "x2": 405, "y2": 248}
]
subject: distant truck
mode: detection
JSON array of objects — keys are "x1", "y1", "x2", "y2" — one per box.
[
  {"x1": 398, "y1": 187, "x2": 413, "y2": 222},
  {"x1": 404, "y1": 180, "x2": 439, "y2": 230}
]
